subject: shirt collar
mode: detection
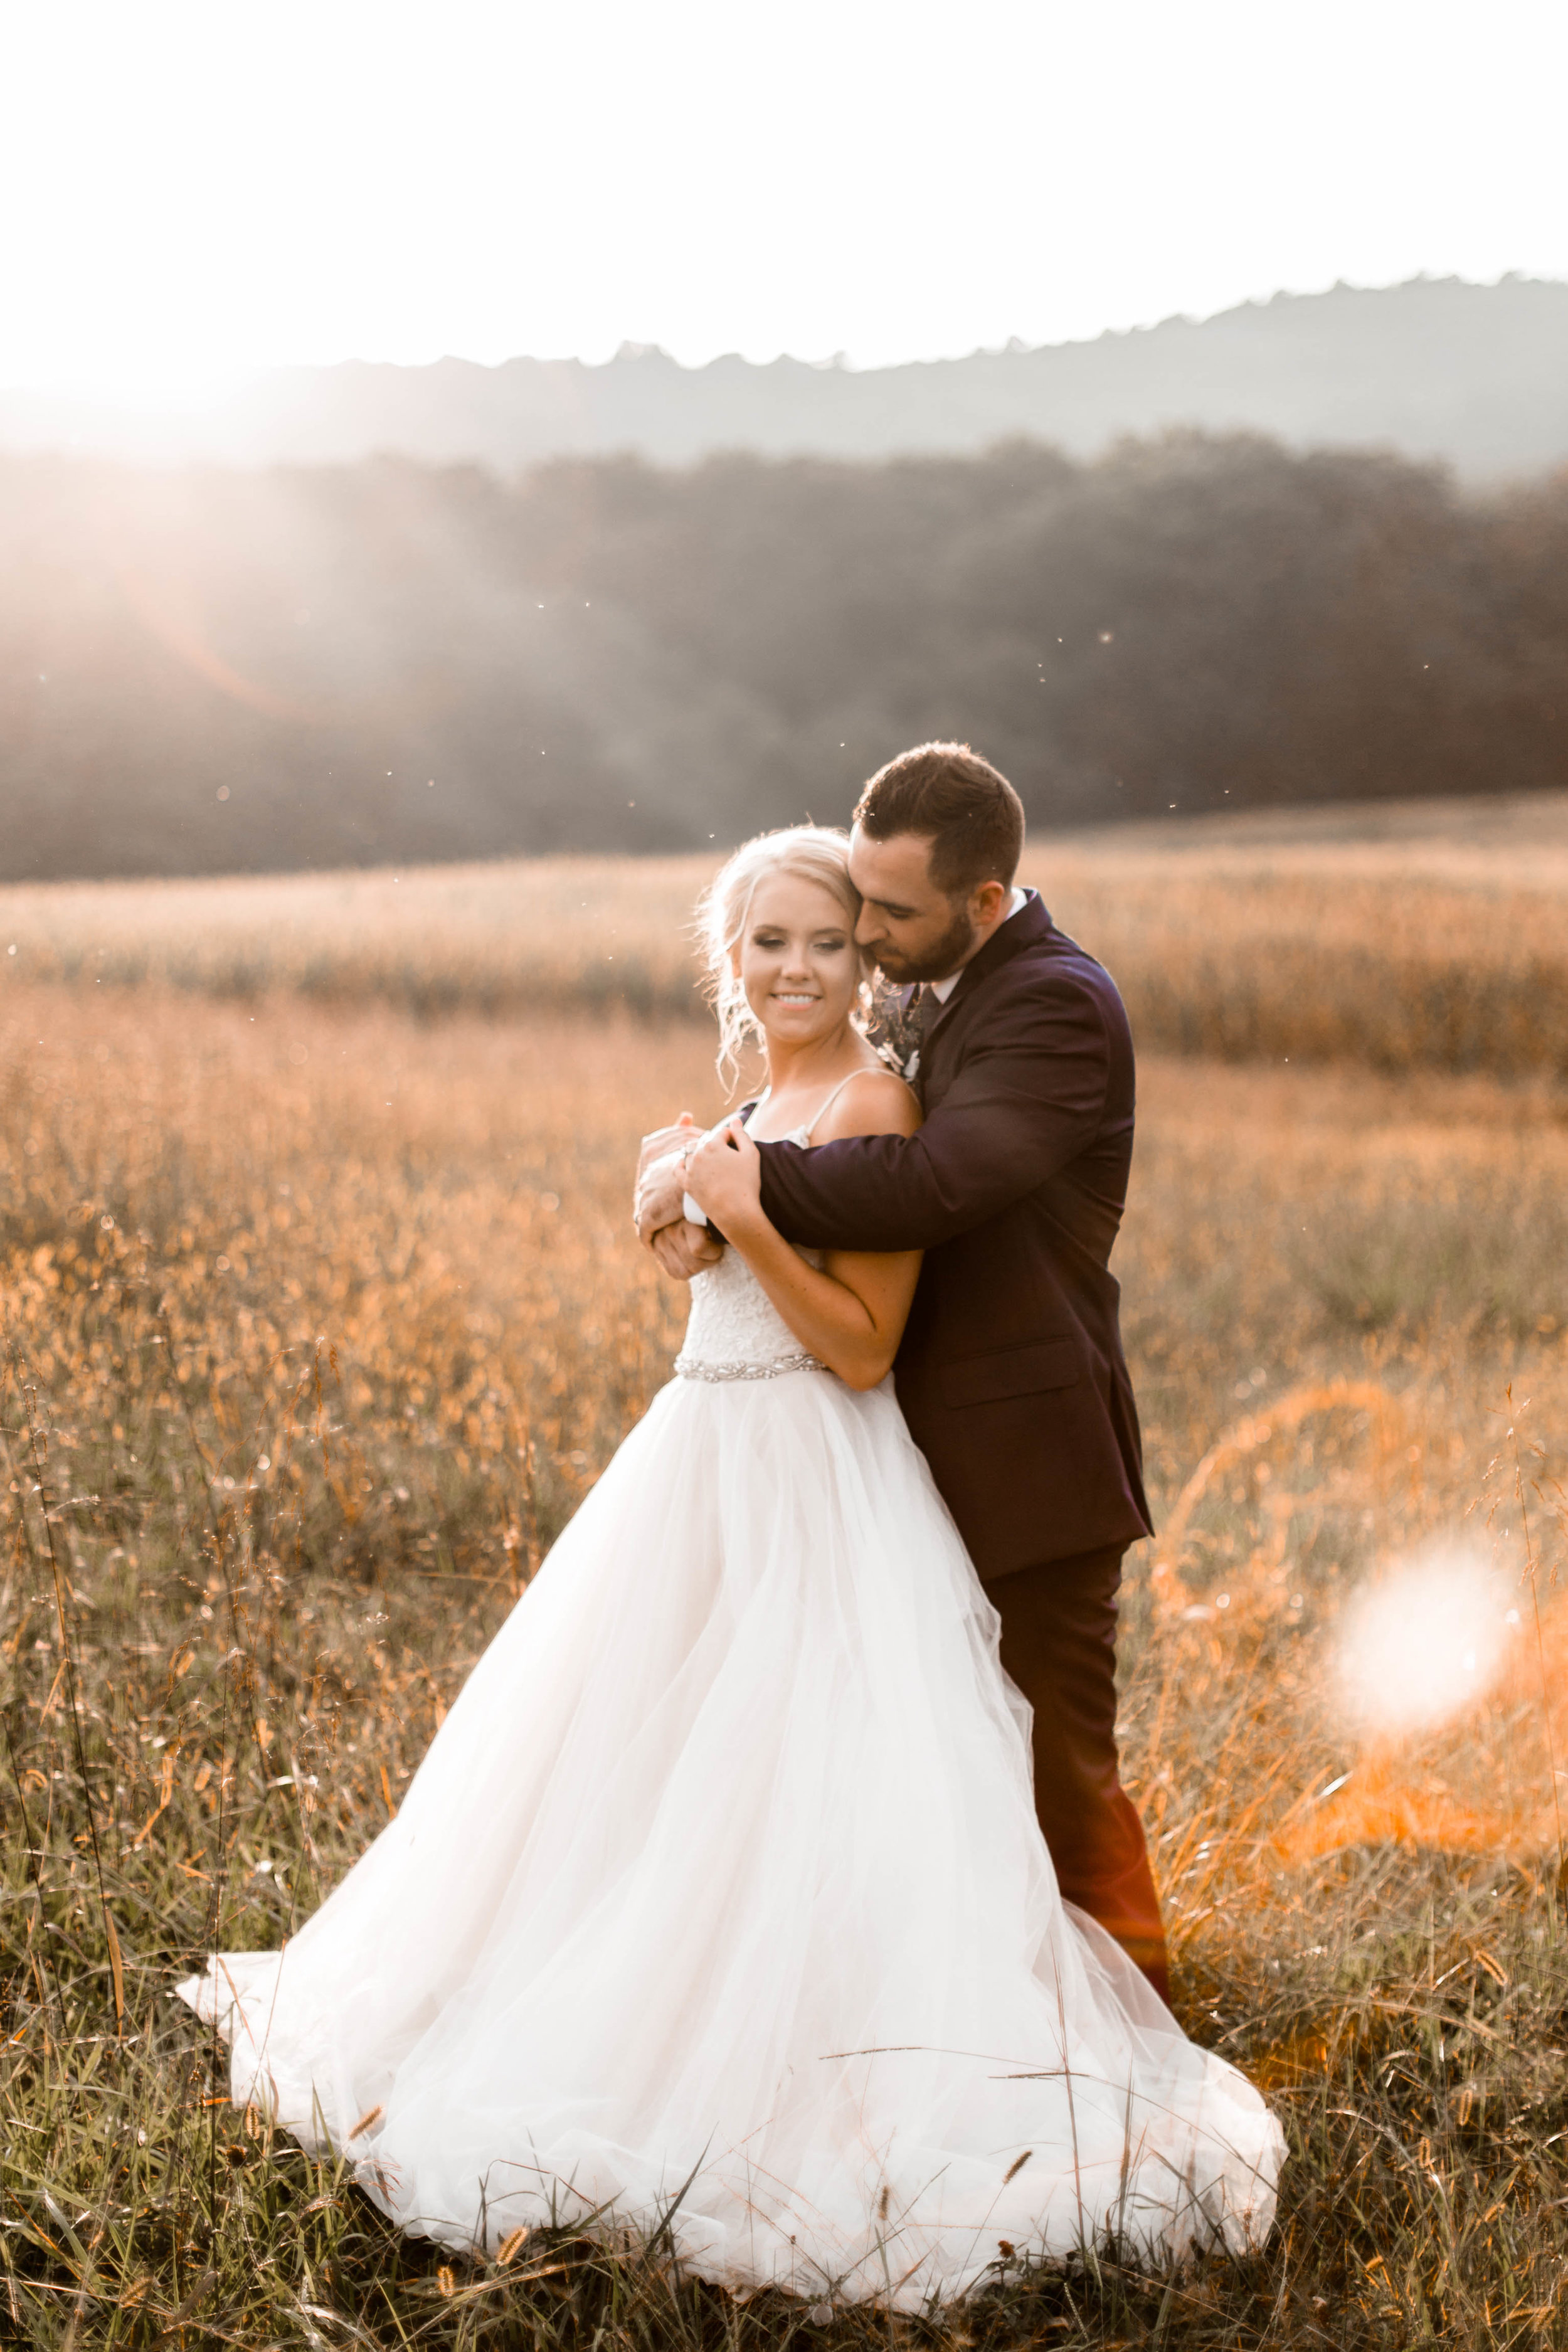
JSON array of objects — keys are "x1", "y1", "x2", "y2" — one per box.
[{"x1": 927, "y1": 886, "x2": 1029, "y2": 1002}]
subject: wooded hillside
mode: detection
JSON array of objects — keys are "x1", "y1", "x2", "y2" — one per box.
[{"x1": 5, "y1": 432, "x2": 1566, "y2": 879}]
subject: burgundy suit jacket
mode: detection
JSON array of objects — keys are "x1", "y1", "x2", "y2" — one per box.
[{"x1": 755, "y1": 891, "x2": 1153, "y2": 1581}]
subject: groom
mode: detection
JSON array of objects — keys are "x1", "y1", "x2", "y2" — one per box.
[{"x1": 635, "y1": 742, "x2": 1168, "y2": 2000}]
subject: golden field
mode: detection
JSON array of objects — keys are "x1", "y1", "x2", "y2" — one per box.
[
  {"x1": 4, "y1": 788, "x2": 1568, "y2": 1076},
  {"x1": 4, "y1": 818, "x2": 1568, "y2": 2348}
]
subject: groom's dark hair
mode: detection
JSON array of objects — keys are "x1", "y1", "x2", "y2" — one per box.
[{"x1": 854, "y1": 742, "x2": 1025, "y2": 897}]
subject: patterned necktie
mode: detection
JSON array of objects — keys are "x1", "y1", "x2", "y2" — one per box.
[{"x1": 915, "y1": 983, "x2": 944, "y2": 1042}]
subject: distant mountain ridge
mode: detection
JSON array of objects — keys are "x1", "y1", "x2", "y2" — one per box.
[{"x1": 5, "y1": 276, "x2": 1568, "y2": 481}]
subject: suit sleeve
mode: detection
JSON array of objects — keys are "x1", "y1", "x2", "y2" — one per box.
[{"x1": 755, "y1": 973, "x2": 1111, "y2": 1252}]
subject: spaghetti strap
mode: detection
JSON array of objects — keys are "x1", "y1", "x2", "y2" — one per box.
[{"x1": 802, "y1": 1066, "x2": 903, "y2": 1142}]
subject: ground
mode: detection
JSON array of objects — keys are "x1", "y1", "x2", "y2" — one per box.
[{"x1": 4, "y1": 809, "x2": 1568, "y2": 2345}]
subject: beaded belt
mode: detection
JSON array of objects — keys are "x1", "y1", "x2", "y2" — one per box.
[{"x1": 675, "y1": 1350, "x2": 829, "y2": 1382}]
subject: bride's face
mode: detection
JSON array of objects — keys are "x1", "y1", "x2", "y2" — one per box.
[{"x1": 734, "y1": 871, "x2": 860, "y2": 1047}]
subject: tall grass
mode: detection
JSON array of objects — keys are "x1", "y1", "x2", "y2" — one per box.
[
  {"x1": 5, "y1": 793, "x2": 1568, "y2": 1077},
  {"x1": 3, "y1": 986, "x2": 1568, "y2": 2344}
]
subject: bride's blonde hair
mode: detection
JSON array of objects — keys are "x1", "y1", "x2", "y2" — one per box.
[{"x1": 697, "y1": 825, "x2": 870, "y2": 1084}]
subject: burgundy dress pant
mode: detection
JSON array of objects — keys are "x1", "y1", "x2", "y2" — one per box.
[{"x1": 987, "y1": 1542, "x2": 1170, "y2": 2004}]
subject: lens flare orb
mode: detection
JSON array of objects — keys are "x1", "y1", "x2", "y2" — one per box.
[{"x1": 1337, "y1": 1543, "x2": 1513, "y2": 1735}]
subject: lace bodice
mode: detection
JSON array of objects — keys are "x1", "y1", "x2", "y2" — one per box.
[
  {"x1": 674, "y1": 1081, "x2": 883, "y2": 1384},
  {"x1": 675, "y1": 1245, "x2": 828, "y2": 1383}
]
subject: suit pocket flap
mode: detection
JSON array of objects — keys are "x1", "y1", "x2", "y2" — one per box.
[{"x1": 940, "y1": 1338, "x2": 1081, "y2": 1409}]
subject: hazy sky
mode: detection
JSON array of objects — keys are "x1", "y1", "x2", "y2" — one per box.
[{"x1": 3, "y1": 0, "x2": 1565, "y2": 394}]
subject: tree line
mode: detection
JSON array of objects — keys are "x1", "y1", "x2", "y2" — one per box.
[{"x1": 3, "y1": 430, "x2": 1565, "y2": 880}]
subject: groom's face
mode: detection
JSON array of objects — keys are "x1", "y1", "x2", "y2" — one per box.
[{"x1": 848, "y1": 826, "x2": 982, "y2": 985}]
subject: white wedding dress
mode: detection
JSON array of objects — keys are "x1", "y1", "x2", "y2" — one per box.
[{"x1": 181, "y1": 1135, "x2": 1283, "y2": 2307}]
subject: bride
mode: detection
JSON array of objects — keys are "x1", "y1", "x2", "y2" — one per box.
[{"x1": 181, "y1": 824, "x2": 1283, "y2": 2308}]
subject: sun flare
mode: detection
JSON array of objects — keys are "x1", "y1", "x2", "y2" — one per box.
[{"x1": 1336, "y1": 1543, "x2": 1519, "y2": 1736}]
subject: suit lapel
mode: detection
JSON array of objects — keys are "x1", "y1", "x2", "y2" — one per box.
[{"x1": 920, "y1": 891, "x2": 1053, "y2": 1052}]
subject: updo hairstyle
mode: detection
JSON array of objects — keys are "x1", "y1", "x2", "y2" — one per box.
[{"x1": 696, "y1": 825, "x2": 870, "y2": 1084}]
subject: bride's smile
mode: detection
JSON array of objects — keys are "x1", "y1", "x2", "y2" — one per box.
[{"x1": 738, "y1": 872, "x2": 862, "y2": 1059}]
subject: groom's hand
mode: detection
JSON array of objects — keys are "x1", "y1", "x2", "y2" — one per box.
[
  {"x1": 635, "y1": 1145, "x2": 723, "y2": 1279},
  {"x1": 634, "y1": 1147, "x2": 691, "y2": 1242},
  {"x1": 650, "y1": 1218, "x2": 724, "y2": 1281}
]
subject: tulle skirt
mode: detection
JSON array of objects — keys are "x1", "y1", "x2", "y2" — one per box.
[{"x1": 180, "y1": 1369, "x2": 1283, "y2": 2307}]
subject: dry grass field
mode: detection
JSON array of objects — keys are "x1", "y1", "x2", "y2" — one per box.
[
  {"x1": 5, "y1": 788, "x2": 1568, "y2": 1078},
  {"x1": 4, "y1": 810, "x2": 1568, "y2": 2346}
]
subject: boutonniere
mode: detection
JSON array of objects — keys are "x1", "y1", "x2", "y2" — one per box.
[
  {"x1": 867, "y1": 988, "x2": 922, "y2": 1086},
  {"x1": 876, "y1": 1041, "x2": 919, "y2": 1084}
]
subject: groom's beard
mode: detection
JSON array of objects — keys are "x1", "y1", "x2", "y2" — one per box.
[{"x1": 870, "y1": 901, "x2": 980, "y2": 988}]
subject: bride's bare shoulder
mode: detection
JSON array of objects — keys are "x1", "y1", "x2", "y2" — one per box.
[{"x1": 814, "y1": 1066, "x2": 921, "y2": 1144}]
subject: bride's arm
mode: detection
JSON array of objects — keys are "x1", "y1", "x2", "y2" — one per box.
[{"x1": 682, "y1": 1072, "x2": 922, "y2": 1392}]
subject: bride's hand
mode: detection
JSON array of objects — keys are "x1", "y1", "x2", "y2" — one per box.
[
  {"x1": 684, "y1": 1117, "x2": 763, "y2": 1231},
  {"x1": 634, "y1": 1150, "x2": 689, "y2": 1242},
  {"x1": 637, "y1": 1113, "x2": 699, "y2": 1183}
]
